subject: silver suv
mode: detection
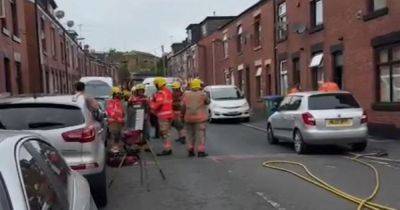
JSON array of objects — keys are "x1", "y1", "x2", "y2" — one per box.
[
  {"x1": 267, "y1": 91, "x2": 368, "y2": 154},
  {"x1": 0, "y1": 95, "x2": 107, "y2": 207}
]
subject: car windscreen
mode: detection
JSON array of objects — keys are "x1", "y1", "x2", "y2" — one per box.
[
  {"x1": 308, "y1": 93, "x2": 361, "y2": 110},
  {"x1": 211, "y1": 88, "x2": 244, "y2": 100},
  {"x1": 0, "y1": 104, "x2": 85, "y2": 130},
  {"x1": 84, "y1": 81, "x2": 112, "y2": 98}
]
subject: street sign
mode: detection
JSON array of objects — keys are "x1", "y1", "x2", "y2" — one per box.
[{"x1": 0, "y1": 0, "x2": 4, "y2": 19}]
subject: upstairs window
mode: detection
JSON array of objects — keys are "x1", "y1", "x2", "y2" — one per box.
[
  {"x1": 50, "y1": 27, "x2": 57, "y2": 58},
  {"x1": 277, "y1": 2, "x2": 287, "y2": 41},
  {"x1": 311, "y1": 0, "x2": 324, "y2": 28},
  {"x1": 237, "y1": 25, "x2": 244, "y2": 53},
  {"x1": 223, "y1": 33, "x2": 229, "y2": 58},
  {"x1": 40, "y1": 17, "x2": 46, "y2": 53},
  {"x1": 10, "y1": 0, "x2": 18, "y2": 37},
  {"x1": 254, "y1": 15, "x2": 261, "y2": 47},
  {"x1": 372, "y1": 0, "x2": 387, "y2": 11},
  {"x1": 376, "y1": 44, "x2": 400, "y2": 103},
  {"x1": 1, "y1": 0, "x2": 7, "y2": 30}
]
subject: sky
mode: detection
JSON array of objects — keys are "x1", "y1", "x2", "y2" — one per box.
[{"x1": 55, "y1": 0, "x2": 259, "y2": 56}]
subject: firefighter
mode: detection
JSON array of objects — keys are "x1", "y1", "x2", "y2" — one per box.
[
  {"x1": 128, "y1": 84, "x2": 151, "y2": 145},
  {"x1": 182, "y1": 79, "x2": 210, "y2": 157},
  {"x1": 150, "y1": 77, "x2": 174, "y2": 156},
  {"x1": 171, "y1": 81, "x2": 186, "y2": 144},
  {"x1": 106, "y1": 87, "x2": 125, "y2": 152}
]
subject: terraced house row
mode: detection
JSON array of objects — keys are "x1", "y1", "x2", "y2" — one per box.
[
  {"x1": 0, "y1": 0, "x2": 117, "y2": 96},
  {"x1": 168, "y1": 0, "x2": 400, "y2": 138}
]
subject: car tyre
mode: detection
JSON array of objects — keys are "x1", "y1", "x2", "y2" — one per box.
[
  {"x1": 267, "y1": 125, "x2": 279, "y2": 145},
  {"x1": 242, "y1": 117, "x2": 250, "y2": 123},
  {"x1": 294, "y1": 130, "x2": 308, "y2": 154},
  {"x1": 351, "y1": 142, "x2": 367, "y2": 152},
  {"x1": 89, "y1": 167, "x2": 108, "y2": 208}
]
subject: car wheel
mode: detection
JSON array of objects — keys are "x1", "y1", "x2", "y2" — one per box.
[
  {"x1": 267, "y1": 125, "x2": 279, "y2": 145},
  {"x1": 242, "y1": 117, "x2": 250, "y2": 123},
  {"x1": 351, "y1": 142, "x2": 367, "y2": 152},
  {"x1": 89, "y1": 168, "x2": 108, "y2": 207},
  {"x1": 293, "y1": 130, "x2": 308, "y2": 154}
]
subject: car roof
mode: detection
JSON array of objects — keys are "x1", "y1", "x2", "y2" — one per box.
[
  {"x1": 0, "y1": 130, "x2": 33, "y2": 145},
  {"x1": 80, "y1": 77, "x2": 113, "y2": 87},
  {"x1": 206, "y1": 85, "x2": 237, "y2": 89},
  {"x1": 289, "y1": 91, "x2": 351, "y2": 97},
  {"x1": 0, "y1": 95, "x2": 86, "y2": 107}
]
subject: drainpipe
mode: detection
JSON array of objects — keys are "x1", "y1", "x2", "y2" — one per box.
[
  {"x1": 273, "y1": 0, "x2": 279, "y2": 95},
  {"x1": 63, "y1": 33, "x2": 69, "y2": 93},
  {"x1": 34, "y1": 0, "x2": 44, "y2": 93}
]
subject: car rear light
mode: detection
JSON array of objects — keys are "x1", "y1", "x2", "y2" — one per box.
[
  {"x1": 361, "y1": 111, "x2": 368, "y2": 124},
  {"x1": 302, "y1": 112, "x2": 316, "y2": 126},
  {"x1": 70, "y1": 162, "x2": 99, "y2": 171},
  {"x1": 62, "y1": 126, "x2": 96, "y2": 143}
]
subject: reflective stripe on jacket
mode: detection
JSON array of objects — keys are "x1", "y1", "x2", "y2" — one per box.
[
  {"x1": 183, "y1": 90, "x2": 210, "y2": 123},
  {"x1": 150, "y1": 87, "x2": 173, "y2": 120}
]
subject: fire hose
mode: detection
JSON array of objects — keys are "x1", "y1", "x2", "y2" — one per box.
[{"x1": 262, "y1": 153, "x2": 398, "y2": 210}]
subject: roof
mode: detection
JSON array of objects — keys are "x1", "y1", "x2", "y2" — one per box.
[
  {"x1": 186, "y1": 23, "x2": 200, "y2": 30},
  {"x1": 220, "y1": 0, "x2": 269, "y2": 30},
  {"x1": 199, "y1": 16, "x2": 237, "y2": 26},
  {"x1": 0, "y1": 95, "x2": 85, "y2": 107}
]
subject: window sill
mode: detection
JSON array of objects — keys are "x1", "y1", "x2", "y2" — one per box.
[
  {"x1": 372, "y1": 102, "x2": 400, "y2": 111},
  {"x1": 12, "y1": 35, "x2": 21, "y2": 44},
  {"x1": 277, "y1": 37, "x2": 287, "y2": 44},
  {"x1": 2, "y1": 28, "x2": 11, "y2": 37},
  {"x1": 363, "y1": 8, "x2": 389, "y2": 21},
  {"x1": 309, "y1": 24, "x2": 324, "y2": 34},
  {"x1": 253, "y1": 46, "x2": 262, "y2": 52}
]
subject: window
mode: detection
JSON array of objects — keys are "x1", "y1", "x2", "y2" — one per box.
[
  {"x1": 309, "y1": 93, "x2": 360, "y2": 110},
  {"x1": 372, "y1": 0, "x2": 387, "y2": 11},
  {"x1": 266, "y1": 72, "x2": 272, "y2": 96},
  {"x1": 310, "y1": 52, "x2": 324, "y2": 90},
  {"x1": 254, "y1": 15, "x2": 261, "y2": 47},
  {"x1": 277, "y1": 2, "x2": 287, "y2": 41},
  {"x1": 40, "y1": 17, "x2": 46, "y2": 53},
  {"x1": 223, "y1": 34, "x2": 229, "y2": 58},
  {"x1": 377, "y1": 45, "x2": 400, "y2": 103},
  {"x1": 311, "y1": 0, "x2": 324, "y2": 28},
  {"x1": 237, "y1": 25, "x2": 244, "y2": 53},
  {"x1": 292, "y1": 58, "x2": 301, "y2": 87},
  {"x1": 60, "y1": 41, "x2": 65, "y2": 63},
  {"x1": 256, "y1": 66, "x2": 263, "y2": 98},
  {"x1": 18, "y1": 140, "x2": 69, "y2": 210},
  {"x1": 0, "y1": 0, "x2": 5, "y2": 18},
  {"x1": 16, "y1": 62, "x2": 22, "y2": 94},
  {"x1": 4, "y1": 58, "x2": 11, "y2": 93},
  {"x1": 280, "y1": 60, "x2": 288, "y2": 95},
  {"x1": 10, "y1": 0, "x2": 18, "y2": 37},
  {"x1": 238, "y1": 70, "x2": 243, "y2": 91},
  {"x1": 1, "y1": 0, "x2": 7, "y2": 30},
  {"x1": 50, "y1": 27, "x2": 57, "y2": 58},
  {"x1": 281, "y1": 96, "x2": 303, "y2": 111},
  {"x1": 333, "y1": 52, "x2": 344, "y2": 89}
]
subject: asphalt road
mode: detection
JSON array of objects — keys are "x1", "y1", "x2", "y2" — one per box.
[{"x1": 103, "y1": 122, "x2": 400, "y2": 210}]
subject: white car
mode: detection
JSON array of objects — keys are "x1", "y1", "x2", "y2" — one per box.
[
  {"x1": 204, "y1": 85, "x2": 250, "y2": 122},
  {"x1": 0, "y1": 95, "x2": 108, "y2": 207},
  {"x1": 0, "y1": 131, "x2": 97, "y2": 210}
]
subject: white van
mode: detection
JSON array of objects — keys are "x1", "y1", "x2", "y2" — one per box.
[{"x1": 204, "y1": 85, "x2": 250, "y2": 122}]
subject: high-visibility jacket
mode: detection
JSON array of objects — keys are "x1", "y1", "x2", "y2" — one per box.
[
  {"x1": 150, "y1": 87, "x2": 173, "y2": 120},
  {"x1": 172, "y1": 90, "x2": 184, "y2": 120},
  {"x1": 183, "y1": 90, "x2": 210, "y2": 123},
  {"x1": 106, "y1": 99, "x2": 125, "y2": 124}
]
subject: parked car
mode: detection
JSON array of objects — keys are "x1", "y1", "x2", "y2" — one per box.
[
  {"x1": 0, "y1": 95, "x2": 108, "y2": 207},
  {"x1": 204, "y1": 85, "x2": 251, "y2": 122},
  {"x1": 0, "y1": 131, "x2": 97, "y2": 210},
  {"x1": 267, "y1": 91, "x2": 368, "y2": 154},
  {"x1": 80, "y1": 77, "x2": 113, "y2": 110}
]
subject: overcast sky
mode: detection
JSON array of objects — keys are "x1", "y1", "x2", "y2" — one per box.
[{"x1": 56, "y1": 0, "x2": 259, "y2": 56}]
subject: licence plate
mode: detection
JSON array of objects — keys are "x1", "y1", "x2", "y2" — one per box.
[{"x1": 326, "y1": 119, "x2": 353, "y2": 127}]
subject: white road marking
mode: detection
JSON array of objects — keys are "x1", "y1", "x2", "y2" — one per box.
[{"x1": 256, "y1": 192, "x2": 286, "y2": 210}]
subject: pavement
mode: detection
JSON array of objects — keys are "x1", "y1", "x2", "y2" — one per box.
[{"x1": 102, "y1": 119, "x2": 400, "y2": 210}]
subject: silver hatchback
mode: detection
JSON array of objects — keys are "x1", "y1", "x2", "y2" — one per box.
[
  {"x1": 0, "y1": 131, "x2": 97, "y2": 210},
  {"x1": 267, "y1": 91, "x2": 368, "y2": 154},
  {"x1": 0, "y1": 95, "x2": 107, "y2": 207}
]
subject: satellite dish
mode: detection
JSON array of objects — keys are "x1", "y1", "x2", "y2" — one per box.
[
  {"x1": 291, "y1": 23, "x2": 307, "y2": 34},
  {"x1": 66, "y1": 20, "x2": 74, "y2": 28},
  {"x1": 55, "y1": 10, "x2": 65, "y2": 19}
]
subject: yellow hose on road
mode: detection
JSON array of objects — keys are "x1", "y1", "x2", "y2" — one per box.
[{"x1": 262, "y1": 156, "x2": 397, "y2": 210}]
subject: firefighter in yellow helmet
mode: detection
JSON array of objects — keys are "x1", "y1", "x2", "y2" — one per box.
[
  {"x1": 106, "y1": 86, "x2": 125, "y2": 152},
  {"x1": 150, "y1": 77, "x2": 174, "y2": 156},
  {"x1": 182, "y1": 79, "x2": 210, "y2": 157},
  {"x1": 171, "y1": 81, "x2": 186, "y2": 144}
]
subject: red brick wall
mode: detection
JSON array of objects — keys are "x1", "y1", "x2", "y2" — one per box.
[{"x1": 0, "y1": 0, "x2": 29, "y2": 95}]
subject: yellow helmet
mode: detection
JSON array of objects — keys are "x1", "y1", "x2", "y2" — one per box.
[
  {"x1": 123, "y1": 90, "x2": 131, "y2": 97},
  {"x1": 153, "y1": 77, "x2": 167, "y2": 88},
  {"x1": 135, "y1": 84, "x2": 146, "y2": 91},
  {"x1": 112, "y1": 86, "x2": 122, "y2": 94},
  {"x1": 172, "y1": 82, "x2": 181, "y2": 89},
  {"x1": 190, "y1": 79, "x2": 202, "y2": 90}
]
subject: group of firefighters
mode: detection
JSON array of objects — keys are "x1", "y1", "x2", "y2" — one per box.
[{"x1": 105, "y1": 77, "x2": 210, "y2": 158}]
